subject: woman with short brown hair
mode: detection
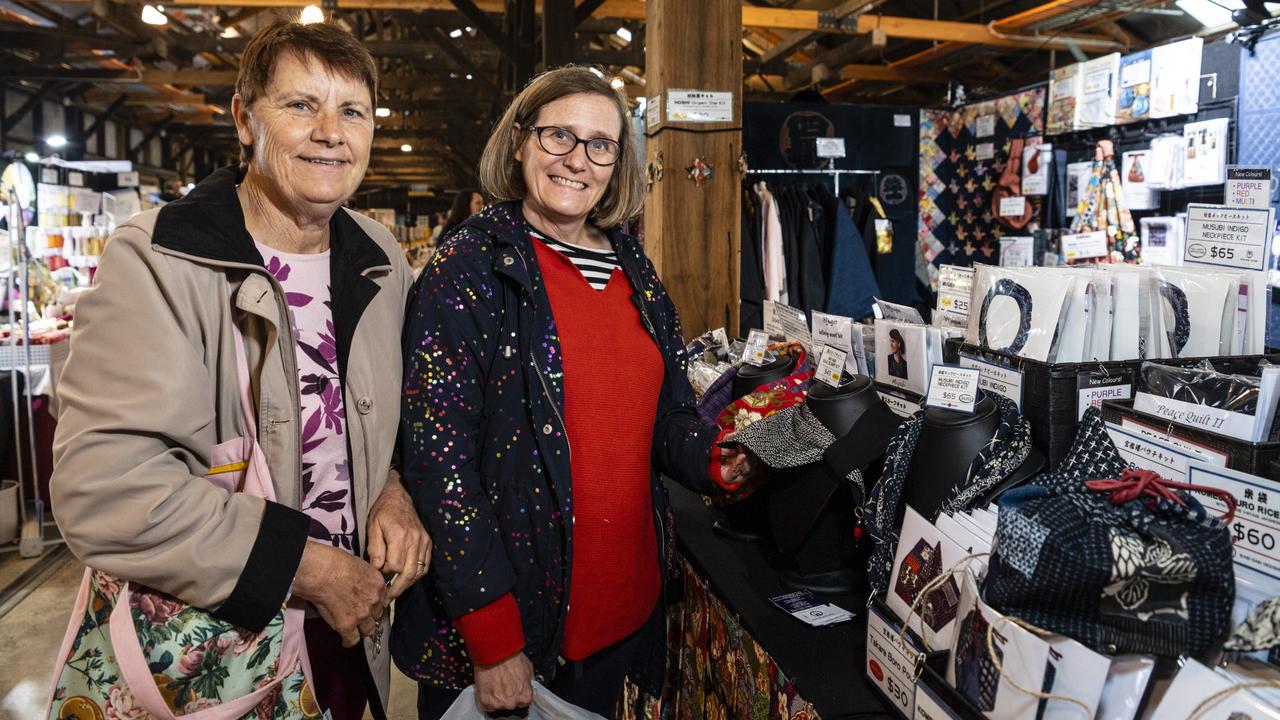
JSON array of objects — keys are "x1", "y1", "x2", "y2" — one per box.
[{"x1": 50, "y1": 20, "x2": 428, "y2": 719}]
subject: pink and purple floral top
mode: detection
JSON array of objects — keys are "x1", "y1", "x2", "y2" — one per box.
[{"x1": 257, "y1": 242, "x2": 356, "y2": 553}]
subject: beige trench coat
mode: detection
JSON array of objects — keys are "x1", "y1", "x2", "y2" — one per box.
[{"x1": 50, "y1": 168, "x2": 411, "y2": 709}]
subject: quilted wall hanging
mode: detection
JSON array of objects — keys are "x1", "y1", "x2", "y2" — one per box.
[{"x1": 918, "y1": 86, "x2": 1048, "y2": 292}]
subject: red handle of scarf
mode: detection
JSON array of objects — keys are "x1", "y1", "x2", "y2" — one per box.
[{"x1": 1085, "y1": 468, "x2": 1237, "y2": 524}]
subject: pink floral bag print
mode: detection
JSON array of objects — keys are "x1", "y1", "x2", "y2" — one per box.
[{"x1": 47, "y1": 322, "x2": 318, "y2": 720}]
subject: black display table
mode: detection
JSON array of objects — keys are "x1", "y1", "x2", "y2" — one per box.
[{"x1": 667, "y1": 479, "x2": 895, "y2": 719}]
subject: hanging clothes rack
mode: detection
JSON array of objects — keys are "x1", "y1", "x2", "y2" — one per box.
[{"x1": 744, "y1": 168, "x2": 879, "y2": 194}]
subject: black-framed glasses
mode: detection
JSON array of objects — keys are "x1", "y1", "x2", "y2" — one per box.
[{"x1": 526, "y1": 125, "x2": 621, "y2": 166}]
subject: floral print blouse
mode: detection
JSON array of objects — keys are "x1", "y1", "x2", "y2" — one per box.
[{"x1": 256, "y1": 242, "x2": 355, "y2": 553}]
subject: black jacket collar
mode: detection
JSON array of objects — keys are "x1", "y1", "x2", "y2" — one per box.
[{"x1": 151, "y1": 166, "x2": 389, "y2": 274}]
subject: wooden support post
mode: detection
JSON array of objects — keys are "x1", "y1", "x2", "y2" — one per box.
[
  {"x1": 643, "y1": 0, "x2": 741, "y2": 337},
  {"x1": 542, "y1": 0, "x2": 575, "y2": 69}
]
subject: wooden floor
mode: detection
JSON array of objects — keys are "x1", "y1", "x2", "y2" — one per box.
[{"x1": 0, "y1": 549, "x2": 422, "y2": 719}]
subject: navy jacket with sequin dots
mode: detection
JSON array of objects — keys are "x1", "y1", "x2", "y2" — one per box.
[{"x1": 391, "y1": 201, "x2": 722, "y2": 692}]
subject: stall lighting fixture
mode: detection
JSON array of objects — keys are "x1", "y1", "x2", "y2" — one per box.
[
  {"x1": 449, "y1": 28, "x2": 463, "y2": 38},
  {"x1": 375, "y1": 107, "x2": 392, "y2": 118},
  {"x1": 186, "y1": 183, "x2": 195, "y2": 191},
  {"x1": 46, "y1": 135, "x2": 67, "y2": 148},
  {"x1": 466, "y1": 74, "x2": 473, "y2": 80},
  {"x1": 588, "y1": 67, "x2": 604, "y2": 78},
  {"x1": 616, "y1": 27, "x2": 632, "y2": 43},
  {"x1": 141, "y1": 4, "x2": 168, "y2": 25},
  {"x1": 1175, "y1": 0, "x2": 1241, "y2": 27},
  {"x1": 401, "y1": 144, "x2": 413, "y2": 152},
  {"x1": 23, "y1": 152, "x2": 38, "y2": 163},
  {"x1": 220, "y1": 27, "x2": 240, "y2": 38},
  {"x1": 299, "y1": 4, "x2": 324, "y2": 24},
  {"x1": 465, "y1": 26, "x2": 472, "y2": 33},
  {"x1": 610, "y1": 77, "x2": 625, "y2": 90}
]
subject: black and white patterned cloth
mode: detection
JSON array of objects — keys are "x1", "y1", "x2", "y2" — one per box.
[
  {"x1": 728, "y1": 401, "x2": 899, "y2": 495},
  {"x1": 866, "y1": 393, "x2": 1033, "y2": 597},
  {"x1": 983, "y1": 407, "x2": 1235, "y2": 658},
  {"x1": 531, "y1": 231, "x2": 620, "y2": 290},
  {"x1": 1226, "y1": 596, "x2": 1280, "y2": 653}
]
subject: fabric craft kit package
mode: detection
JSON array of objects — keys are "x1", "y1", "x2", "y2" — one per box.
[
  {"x1": 966, "y1": 265, "x2": 1071, "y2": 363},
  {"x1": 874, "y1": 317, "x2": 945, "y2": 397}
]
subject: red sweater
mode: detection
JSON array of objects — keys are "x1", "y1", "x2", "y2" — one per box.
[{"x1": 455, "y1": 238, "x2": 665, "y2": 665}]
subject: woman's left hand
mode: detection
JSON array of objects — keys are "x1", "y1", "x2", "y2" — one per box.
[
  {"x1": 366, "y1": 471, "x2": 432, "y2": 600},
  {"x1": 718, "y1": 435, "x2": 761, "y2": 487}
]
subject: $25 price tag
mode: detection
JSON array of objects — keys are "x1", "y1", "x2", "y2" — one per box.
[{"x1": 744, "y1": 329, "x2": 770, "y2": 367}]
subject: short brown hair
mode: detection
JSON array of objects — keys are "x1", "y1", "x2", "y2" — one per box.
[
  {"x1": 235, "y1": 19, "x2": 378, "y2": 164},
  {"x1": 479, "y1": 66, "x2": 643, "y2": 229}
]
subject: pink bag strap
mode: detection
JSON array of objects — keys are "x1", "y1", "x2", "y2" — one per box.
[
  {"x1": 103, "y1": 316, "x2": 310, "y2": 720},
  {"x1": 229, "y1": 317, "x2": 258, "y2": 441},
  {"x1": 108, "y1": 584, "x2": 306, "y2": 720}
]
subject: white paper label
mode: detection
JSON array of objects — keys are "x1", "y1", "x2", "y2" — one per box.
[
  {"x1": 999, "y1": 236, "x2": 1034, "y2": 267},
  {"x1": 959, "y1": 355, "x2": 1024, "y2": 409},
  {"x1": 1107, "y1": 422, "x2": 1221, "y2": 484},
  {"x1": 878, "y1": 390, "x2": 922, "y2": 418},
  {"x1": 1133, "y1": 392, "x2": 1256, "y2": 441},
  {"x1": 926, "y1": 365, "x2": 981, "y2": 413},
  {"x1": 815, "y1": 137, "x2": 846, "y2": 158},
  {"x1": 744, "y1": 329, "x2": 769, "y2": 366},
  {"x1": 645, "y1": 95, "x2": 661, "y2": 130},
  {"x1": 866, "y1": 606, "x2": 919, "y2": 718},
  {"x1": 1189, "y1": 462, "x2": 1280, "y2": 582},
  {"x1": 816, "y1": 345, "x2": 848, "y2": 387},
  {"x1": 763, "y1": 300, "x2": 811, "y2": 349},
  {"x1": 998, "y1": 196, "x2": 1027, "y2": 217},
  {"x1": 1120, "y1": 417, "x2": 1229, "y2": 466},
  {"x1": 894, "y1": 114, "x2": 912, "y2": 128},
  {"x1": 976, "y1": 115, "x2": 996, "y2": 138},
  {"x1": 1120, "y1": 58, "x2": 1150, "y2": 88},
  {"x1": 1184, "y1": 203, "x2": 1274, "y2": 271},
  {"x1": 1062, "y1": 230, "x2": 1109, "y2": 261},
  {"x1": 1226, "y1": 166, "x2": 1274, "y2": 209},
  {"x1": 914, "y1": 682, "x2": 962, "y2": 720},
  {"x1": 67, "y1": 171, "x2": 84, "y2": 187},
  {"x1": 811, "y1": 311, "x2": 859, "y2": 376},
  {"x1": 1077, "y1": 372, "x2": 1132, "y2": 421},
  {"x1": 116, "y1": 171, "x2": 139, "y2": 188},
  {"x1": 975, "y1": 142, "x2": 995, "y2": 161},
  {"x1": 40, "y1": 168, "x2": 57, "y2": 184},
  {"x1": 666, "y1": 89, "x2": 733, "y2": 123}
]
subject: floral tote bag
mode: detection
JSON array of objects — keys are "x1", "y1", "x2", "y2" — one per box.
[{"x1": 47, "y1": 322, "x2": 317, "y2": 720}]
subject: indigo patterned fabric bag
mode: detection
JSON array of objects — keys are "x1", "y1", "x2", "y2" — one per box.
[
  {"x1": 47, "y1": 325, "x2": 317, "y2": 720},
  {"x1": 984, "y1": 410, "x2": 1236, "y2": 658}
]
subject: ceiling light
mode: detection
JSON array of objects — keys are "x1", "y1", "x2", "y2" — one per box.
[
  {"x1": 466, "y1": 74, "x2": 473, "y2": 80},
  {"x1": 449, "y1": 28, "x2": 463, "y2": 38},
  {"x1": 46, "y1": 135, "x2": 67, "y2": 148},
  {"x1": 464, "y1": 26, "x2": 472, "y2": 33},
  {"x1": 1175, "y1": 0, "x2": 1241, "y2": 27},
  {"x1": 140, "y1": 4, "x2": 167, "y2": 25},
  {"x1": 616, "y1": 27, "x2": 632, "y2": 43},
  {"x1": 401, "y1": 144, "x2": 413, "y2": 152},
  {"x1": 588, "y1": 67, "x2": 604, "y2": 78},
  {"x1": 23, "y1": 152, "x2": 38, "y2": 163},
  {"x1": 220, "y1": 26, "x2": 240, "y2": 38},
  {"x1": 185, "y1": 182, "x2": 195, "y2": 190},
  {"x1": 610, "y1": 77, "x2": 625, "y2": 90},
  {"x1": 375, "y1": 107, "x2": 392, "y2": 118},
  {"x1": 299, "y1": 4, "x2": 324, "y2": 24}
]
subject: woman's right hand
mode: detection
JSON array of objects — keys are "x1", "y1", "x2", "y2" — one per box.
[
  {"x1": 474, "y1": 652, "x2": 534, "y2": 713},
  {"x1": 292, "y1": 542, "x2": 388, "y2": 647}
]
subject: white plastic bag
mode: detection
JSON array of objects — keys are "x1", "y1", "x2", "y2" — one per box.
[{"x1": 440, "y1": 683, "x2": 607, "y2": 720}]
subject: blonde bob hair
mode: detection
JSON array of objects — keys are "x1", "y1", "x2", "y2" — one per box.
[{"x1": 479, "y1": 66, "x2": 644, "y2": 229}]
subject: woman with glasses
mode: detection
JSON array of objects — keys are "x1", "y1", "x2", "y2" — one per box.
[{"x1": 393, "y1": 67, "x2": 758, "y2": 718}]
